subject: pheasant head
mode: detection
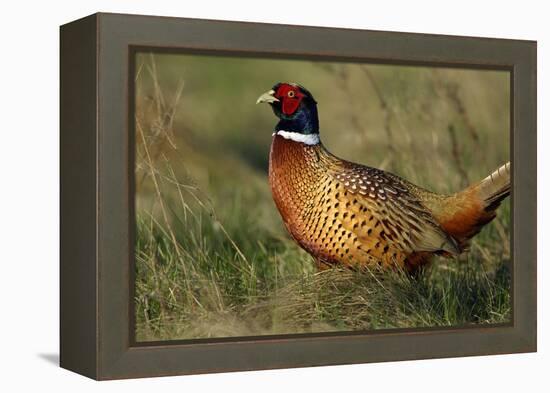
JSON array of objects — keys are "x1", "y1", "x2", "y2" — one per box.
[{"x1": 257, "y1": 83, "x2": 320, "y2": 140}]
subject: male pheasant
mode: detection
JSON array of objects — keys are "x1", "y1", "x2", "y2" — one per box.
[{"x1": 257, "y1": 82, "x2": 510, "y2": 272}]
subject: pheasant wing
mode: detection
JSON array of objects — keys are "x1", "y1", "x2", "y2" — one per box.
[{"x1": 330, "y1": 163, "x2": 459, "y2": 257}]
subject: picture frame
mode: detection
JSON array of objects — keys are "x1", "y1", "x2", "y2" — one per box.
[{"x1": 60, "y1": 12, "x2": 537, "y2": 380}]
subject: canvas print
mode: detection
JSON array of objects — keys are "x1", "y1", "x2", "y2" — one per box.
[{"x1": 133, "y1": 52, "x2": 510, "y2": 342}]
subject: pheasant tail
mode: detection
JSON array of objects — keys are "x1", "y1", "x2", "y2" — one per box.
[
  {"x1": 474, "y1": 162, "x2": 511, "y2": 210},
  {"x1": 436, "y1": 162, "x2": 510, "y2": 250}
]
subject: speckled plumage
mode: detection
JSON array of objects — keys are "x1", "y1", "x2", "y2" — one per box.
[{"x1": 269, "y1": 135, "x2": 509, "y2": 271}]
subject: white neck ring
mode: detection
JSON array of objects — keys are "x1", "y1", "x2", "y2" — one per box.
[{"x1": 275, "y1": 130, "x2": 320, "y2": 145}]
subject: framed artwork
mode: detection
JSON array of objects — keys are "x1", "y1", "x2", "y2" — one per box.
[{"x1": 60, "y1": 13, "x2": 536, "y2": 380}]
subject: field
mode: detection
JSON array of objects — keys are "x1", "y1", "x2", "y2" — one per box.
[{"x1": 133, "y1": 53, "x2": 511, "y2": 341}]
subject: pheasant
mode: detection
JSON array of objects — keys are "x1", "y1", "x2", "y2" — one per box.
[{"x1": 257, "y1": 82, "x2": 510, "y2": 272}]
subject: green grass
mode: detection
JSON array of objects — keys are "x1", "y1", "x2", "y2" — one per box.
[
  {"x1": 133, "y1": 53, "x2": 511, "y2": 342},
  {"x1": 135, "y1": 173, "x2": 510, "y2": 341}
]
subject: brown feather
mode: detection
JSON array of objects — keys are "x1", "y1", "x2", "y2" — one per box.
[{"x1": 269, "y1": 135, "x2": 509, "y2": 271}]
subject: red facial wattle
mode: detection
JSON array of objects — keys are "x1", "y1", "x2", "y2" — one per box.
[
  {"x1": 275, "y1": 84, "x2": 304, "y2": 116},
  {"x1": 282, "y1": 97, "x2": 301, "y2": 116}
]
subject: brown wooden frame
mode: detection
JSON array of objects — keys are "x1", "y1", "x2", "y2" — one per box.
[{"x1": 60, "y1": 12, "x2": 537, "y2": 380}]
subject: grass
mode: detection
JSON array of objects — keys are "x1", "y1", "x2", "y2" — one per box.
[{"x1": 134, "y1": 53, "x2": 511, "y2": 341}]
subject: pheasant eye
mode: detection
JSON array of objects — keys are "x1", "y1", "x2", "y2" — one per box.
[{"x1": 287, "y1": 90, "x2": 295, "y2": 98}]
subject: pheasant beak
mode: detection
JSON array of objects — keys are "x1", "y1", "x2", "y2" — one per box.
[{"x1": 256, "y1": 89, "x2": 279, "y2": 104}]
